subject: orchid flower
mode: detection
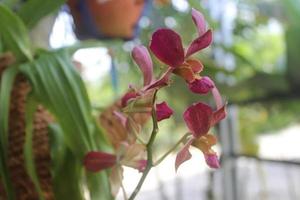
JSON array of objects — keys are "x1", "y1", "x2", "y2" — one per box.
[
  {"x1": 149, "y1": 8, "x2": 219, "y2": 97},
  {"x1": 175, "y1": 102, "x2": 226, "y2": 171},
  {"x1": 120, "y1": 45, "x2": 174, "y2": 123},
  {"x1": 121, "y1": 45, "x2": 172, "y2": 108}
]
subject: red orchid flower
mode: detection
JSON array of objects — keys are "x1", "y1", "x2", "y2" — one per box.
[
  {"x1": 121, "y1": 45, "x2": 172, "y2": 108},
  {"x1": 149, "y1": 8, "x2": 216, "y2": 95},
  {"x1": 175, "y1": 102, "x2": 226, "y2": 171}
]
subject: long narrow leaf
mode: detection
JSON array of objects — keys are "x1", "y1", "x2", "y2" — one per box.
[
  {"x1": 23, "y1": 94, "x2": 45, "y2": 200},
  {"x1": 0, "y1": 66, "x2": 19, "y2": 199},
  {"x1": 19, "y1": 49, "x2": 113, "y2": 199},
  {"x1": 48, "y1": 123, "x2": 85, "y2": 200},
  {"x1": 0, "y1": 4, "x2": 32, "y2": 61}
]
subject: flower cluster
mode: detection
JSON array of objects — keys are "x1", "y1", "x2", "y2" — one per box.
[{"x1": 83, "y1": 8, "x2": 226, "y2": 197}]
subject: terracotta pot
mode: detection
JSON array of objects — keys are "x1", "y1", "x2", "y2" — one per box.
[{"x1": 68, "y1": 0, "x2": 148, "y2": 40}]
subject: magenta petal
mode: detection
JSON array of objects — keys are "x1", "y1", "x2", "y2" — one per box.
[
  {"x1": 175, "y1": 138, "x2": 194, "y2": 172},
  {"x1": 211, "y1": 105, "x2": 226, "y2": 127},
  {"x1": 212, "y1": 86, "x2": 223, "y2": 110},
  {"x1": 121, "y1": 91, "x2": 138, "y2": 107},
  {"x1": 156, "y1": 101, "x2": 173, "y2": 122},
  {"x1": 84, "y1": 151, "x2": 117, "y2": 172},
  {"x1": 183, "y1": 102, "x2": 213, "y2": 138},
  {"x1": 150, "y1": 28, "x2": 185, "y2": 67},
  {"x1": 204, "y1": 153, "x2": 220, "y2": 169},
  {"x1": 132, "y1": 45, "x2": 153, "y2": 86},
  {"x1": 191, "y1": 8, "x2": 207, "y2": 36},
  {"x1": 137, "y1": 160, "x2": 147, "y2": 172},
  {"x1": 188, "y1": 76, "x2": 214, "y2": 94},
  {"x1": 185, "y1": 29, "x2": 213, "y2": 58},
  {"x1": 144, "y1": 67, "x2": 173, "y2": 91}
]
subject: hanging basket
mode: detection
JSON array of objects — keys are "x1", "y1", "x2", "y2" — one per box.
[{"x1": 67, "y1": 0, "x2": 148, "y2": 40}]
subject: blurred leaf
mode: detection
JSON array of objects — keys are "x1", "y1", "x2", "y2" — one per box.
[
  {"x1": 49, "y1": 124, "x2": 84, "y2": 200},
  {"x1": 283, "y1": 0, "x2": 300, "y2": 25},
  {"x1": 225, "y1": 72, "x2": 290, "y2": 103},
  {"x1": 52, "y1": 149, "x2": 85, "y2": 200},
  {"x1": 0, "y1": 4, "x2": 32, "y2": 61},
  {"x1": 24, "y1": 94, "x2": 45, "y2": 200},
  {"x1": 0, "y1": 65, "x2": 18, "y2": 199},
  {"x1": 19, "y1": 49, "x2": 112, "y2": 199},
  {"x1": 285, "y1": 26, "x2": 300, "y2": 90},
  {"x1": 0, "y1": 0, "x2": 20, "y2": 8},
  {"x1": 48, "y1": 123, "x2": 67, "y2": 175},
  {"x1": 17, "y1": 0, "x2": 66, "y2": 29}
]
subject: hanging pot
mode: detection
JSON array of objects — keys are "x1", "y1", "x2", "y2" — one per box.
[{"x1": 67, "y1": 0, "x2": 149, "y2": 40}]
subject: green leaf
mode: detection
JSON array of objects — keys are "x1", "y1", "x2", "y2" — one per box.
[
  {"x1": 86, "y1": 171, "x2": 114, "y2": 200},
  {"x1": 286, "y1": 26, "x2": 300, "y2": 89},
  {"x1": 48, "y1": 124, "x2": 85, "y2": 200},
  {"x1": 17, "y1": 0, "x2": 66, "y2": 29},
  {"x1": 48, "y1": 123, "x2": 67, "y2": 176},
  {"x1": 284, "y1": 0, "x2": 300, "y2": 25},
  {"x1": 19, "y1": 49, "x2": 113, "y2": 199},
  {"x1": 23, "y1": 94, "x2": 45, "y2": 200},
  {"x1": 52, "y1": 149, "x2": 85, "y2": 200},
  {"x1": 0, "y1": 4, "x2": 32, "y2": 61},
  {"x1": 0, "y1": 66, "x2": 19, "y2": 155},
  {"x1": 0, "y1": 65, "x2": 19, "y2": 200},
  {"x1": 0, "y1": 0, "x2": 20, "y2": 9}
]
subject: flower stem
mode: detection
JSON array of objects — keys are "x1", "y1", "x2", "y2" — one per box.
[
  {"x1": 128, "y1": 90, "x2": 158, "y2": 200},
  {"x1": 153, "y1": 133, "x2": 189, "y2": 166}
]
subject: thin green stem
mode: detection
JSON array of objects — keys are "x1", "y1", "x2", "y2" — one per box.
[
  {"x1": 153, "y1": 133, "x2": 189, "y2": 166},
  {"x1": 128, "y1": 90, "x2": 158, "y2": 200}
]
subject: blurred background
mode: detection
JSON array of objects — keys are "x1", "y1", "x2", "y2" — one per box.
[{"x1": 45, "y1": 0, "x2": 300, "y2": 199}]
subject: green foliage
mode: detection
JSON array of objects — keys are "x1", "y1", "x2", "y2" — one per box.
[
  {"x1": 286, "y1": 26, "x2": 300, "y2": 89},
  {"x1": 19, "y1": 49, "x2": 113, "y2": 199},
  {"x1": 239, "y1": 100, "x2": 300, "y2": 154},
  {"x1": 24, "y1": 95, "x2": 45, "y2": 200},
  {"x1": 49, "y1": 124, "x2": 85, "y2": 200},
  {"x1": 17, "y1": 0, "x2": 66, "y2": 29},
  {"x1": 0, "y1": 66, "x2": 18, "y2": 199},
  {"x1": 283, "y1": 0, "x2": 300, "y2": 25},
  {"x1": 0, "y1": 2, "x2": 114, "y2": 198},
  {"x1": 0, "y1": 4, "x2": 32, "y2": 61}
]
